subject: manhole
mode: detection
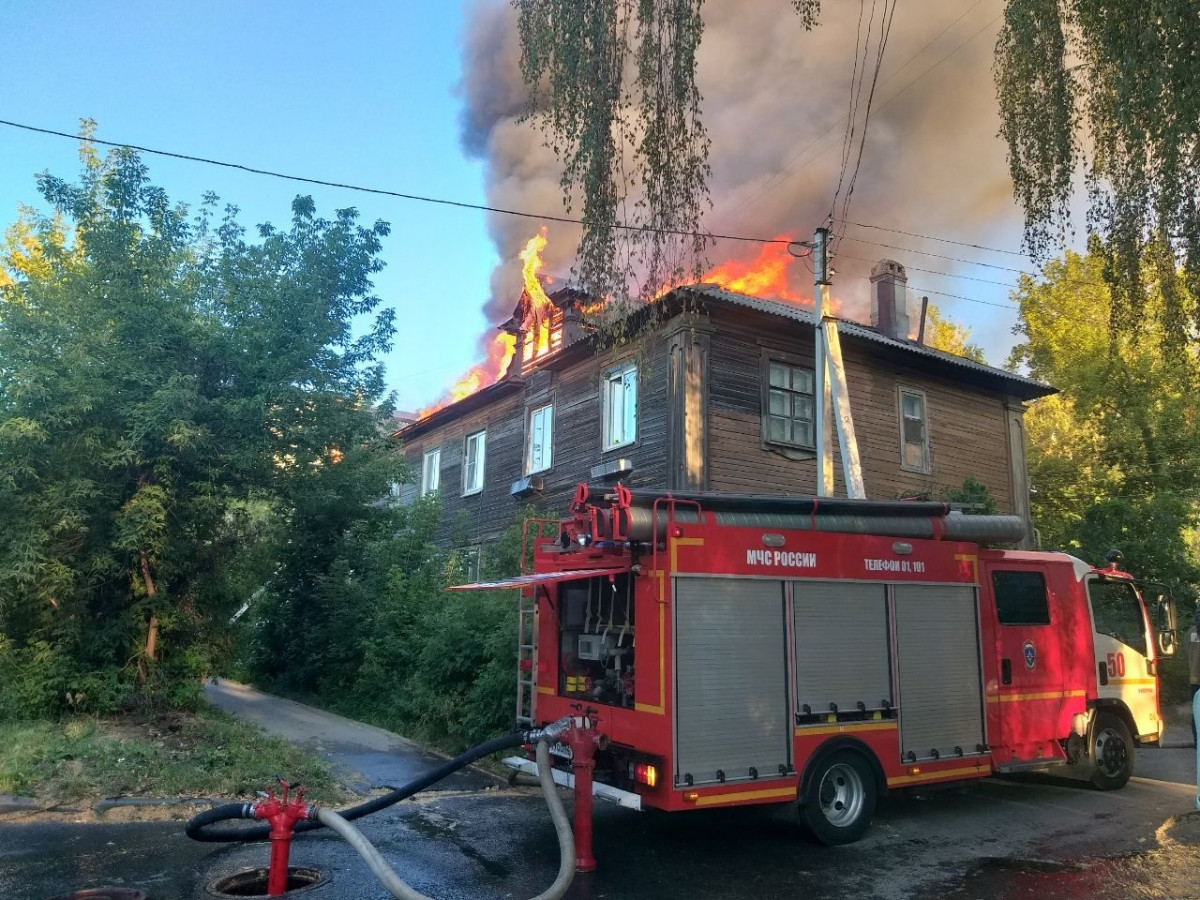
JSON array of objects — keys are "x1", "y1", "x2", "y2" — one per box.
[
  {"x1": 207, "y1": 867, "x2": 326, "y2": 898},
  {"x1": 46, "y1": 891, "x2": 148, "y2": 900}
]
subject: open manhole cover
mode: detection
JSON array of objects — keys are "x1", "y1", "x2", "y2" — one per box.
[{"x1": 208, "y1": 867, "x2": 326, "y2": 898}]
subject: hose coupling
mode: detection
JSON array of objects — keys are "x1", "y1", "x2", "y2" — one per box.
[{"x1": 524, "y1": 716, "x2": 574, "y2": 745}]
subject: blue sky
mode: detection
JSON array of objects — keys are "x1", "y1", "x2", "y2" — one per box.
[
  {"x1": 0, "y1": 1, "x2": 498, "y2": 414},
  {"x1": 2, "y1": 1, "x2": 1075, "y2": 411}
]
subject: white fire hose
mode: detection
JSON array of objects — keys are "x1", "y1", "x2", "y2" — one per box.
[{"x1": 316, "y1": 740, "x2": 575, "y2": 900}]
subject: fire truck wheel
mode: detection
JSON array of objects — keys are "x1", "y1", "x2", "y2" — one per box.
[
  {"x1": 1090, "y1": 711, "x2": 1133, "y2": 790},
  {"x1": 799, "y1": 750, "x2": 877, "y2": 845}
]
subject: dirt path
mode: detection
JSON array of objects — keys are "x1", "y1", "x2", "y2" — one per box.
[{"x1": 204, "y1": 679, "x2": 501, "y2": 795}]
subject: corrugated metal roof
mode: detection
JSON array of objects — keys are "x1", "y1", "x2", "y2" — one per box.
[{"x1": 682, "y1": 283, "x2": 1054, "y2": 399}]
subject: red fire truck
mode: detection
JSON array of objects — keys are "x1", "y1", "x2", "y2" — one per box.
[{"x1": 456, "y1": 483, "x2": 1179, "y2": 846}]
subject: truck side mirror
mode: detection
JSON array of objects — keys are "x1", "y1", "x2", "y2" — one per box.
[{"x1": 1155, "y1": 595, "x2": 1178, "y2": 657}]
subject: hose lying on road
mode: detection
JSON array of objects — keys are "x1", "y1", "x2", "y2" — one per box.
[
  {"x1": 186, "y1": 731, "x2": 528, "y2": 843},
  {"x1": 318, "y1": 740, "x2": 574, "y2": 900}
]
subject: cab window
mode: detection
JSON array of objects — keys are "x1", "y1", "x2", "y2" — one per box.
[
  {"x1": 1088, "y1": 579, "x2": 1147, "y2": 655},
  {"x1": 992, "y1": 570, "x2": 1050, "y2": 625}
]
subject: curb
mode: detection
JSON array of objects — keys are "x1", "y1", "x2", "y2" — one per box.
[
  {"x1": 0, "y1": 795, "x2": 40, "y2": 814},
  {"x1": 93, "y1": 797, "x2": 220, "y2": 814}
]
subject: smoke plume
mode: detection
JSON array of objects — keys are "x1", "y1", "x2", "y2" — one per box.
[{"x1": 458, "y1": 0, "x2": 1017, "y2": 331}]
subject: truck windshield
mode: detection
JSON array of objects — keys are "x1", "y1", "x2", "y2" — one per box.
[{"x1": 1087, "y1": 579, "x2": 1148, "y2": 656}]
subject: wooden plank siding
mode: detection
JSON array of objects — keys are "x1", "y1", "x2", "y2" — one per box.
[
  {"x1": 398, "y1": 297, "x2": 1040, "y2": 547},
  {"x1": 398, "y1": 340, "x2": 671, "y2": 546},
  {"x1": 703, "y1": 305, "x2": 1017, "y2": 512}
]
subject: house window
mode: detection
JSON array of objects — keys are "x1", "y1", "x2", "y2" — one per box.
[
  {"x1": 526, "y1": 403, "x2": 553, "y2": 474},
  {"x1": 421, "y1": 448, "x2": 441, "y2": 496},
  {"x1": 765, "y1": 361, "x2": 815, "y2": 450},
  {"x1": 463, "y1": 430, "x2": 486, "y2": 495},
  {"x1": 603, "y1": 363, "x2": 638, "y2": 450},
  {"x1": 899, "y1": 387, "x2": 930, "y2": 472}
]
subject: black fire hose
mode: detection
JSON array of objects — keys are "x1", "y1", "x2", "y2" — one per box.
[{"x1": 186, "y1": 731, "x2": 527, "y2": 843}]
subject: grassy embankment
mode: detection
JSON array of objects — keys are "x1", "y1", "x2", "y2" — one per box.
[{"x1": 0, "y1": 706, "x2": 352, "y2": 806}]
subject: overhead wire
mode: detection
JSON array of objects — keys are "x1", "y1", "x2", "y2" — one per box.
[
  {"x1": 2, "y1": 119, "x2": 1108, "y2": 309},
  {"x1": 829, "y1": 0, "x2": 872, "y2": 221},
  {"x1": 720, "y1": 0, "x2": 990, "y2": 223},
  {"x1": 833, "y1": 0, "x2": 899, "y2": 245},
  {"x1": 847, "y1": 220, "x2": 1028, "y2": 257},
  {"x1": 0, "y1": 117, "x2": 789, "y2": 247}
]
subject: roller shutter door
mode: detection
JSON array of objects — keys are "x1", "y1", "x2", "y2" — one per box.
[
  {"x1": 793, "y1": 581, "x2": 891, "y2": 714},
  {"x1": 674, "y1": 577, "x2": 791, "y2": 787},
  {"x1": 893, "y1": 584, "x2": 986, "y2": 761}
]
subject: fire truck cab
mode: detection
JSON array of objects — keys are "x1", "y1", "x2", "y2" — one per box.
[{"x1": 460, "y1": 484, "x2": 1177, "y2": 845}]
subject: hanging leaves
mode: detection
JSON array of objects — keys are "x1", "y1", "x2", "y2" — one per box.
[
  {"x1": 513, "y1": 0, "x2": 824, "y2": 307},
  {"x1": 995, "y1": 0, "x2": 1200, "y2": 342}
]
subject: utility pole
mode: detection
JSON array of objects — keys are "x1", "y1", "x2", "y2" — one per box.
[{"x1": 813, "y1": 227, "x2": 865, "y2": 499}]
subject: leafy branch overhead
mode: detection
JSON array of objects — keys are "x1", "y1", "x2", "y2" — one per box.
[
  {"x1": 994, "y1": 0, "x2": 1199, "y2": 337},
  {"x1": 513, "y1": 0, "x2": 821, "y2": 304},
  {"x1": 516, "y1": 1, "x2": 1197, "y2": 345}
]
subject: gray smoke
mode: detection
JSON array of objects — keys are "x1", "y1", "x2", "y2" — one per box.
[{"x1": 458, "y1": 0, "x2": 1018, "y2": 331}]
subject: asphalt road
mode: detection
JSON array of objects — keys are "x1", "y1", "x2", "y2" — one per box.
[{"x1": 3, "y1": 685, "x2": 1198, "y2": 900}]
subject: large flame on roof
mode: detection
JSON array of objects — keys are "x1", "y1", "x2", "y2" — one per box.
[
  {"x1": 416, "y1": 231, "x2": 846, "y2": 420},
  {"x1": 702, "y1": 238, "x2": 805, "y2": 303},
  {"x1": 520, "y1": 230, "x2": 556, "y2": 356},
  {"x1": 416, "y1": 331, "x2": 517, "y2": 420},
  {"x1": 414, "y1": 233, "x2": 551, "y2": 421}
]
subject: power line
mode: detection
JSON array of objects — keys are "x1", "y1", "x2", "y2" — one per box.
[
  {"x1": 721, "y1": 0, "x2": 990, "y2": 222},
  {"x1": 0, "y1": 117, "x2": 789, "y2": 247},
  {"x1": 830, "y1": 0, "x2": 872, "y2": 220},
  {"x1": 906, "y1": 284, "x2": 1018, "y2": 309},
  {"x1": 834, "y1": 0, "x2": 899, "y2": 240},
  {"x1": 835, "y1": 232, "x2": 1034, "y2": 275},
  {"x1": 848, "y1": 220, "x2": 1028, "y2": 257}
]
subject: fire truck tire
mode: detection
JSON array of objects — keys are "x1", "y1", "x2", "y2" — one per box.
[
  {"x1": 799, "y1": 750, "x2": 877, "y2": 845},
  {"x1": 1090, "y1": 711, "x2": 1133, "y2": 790}
]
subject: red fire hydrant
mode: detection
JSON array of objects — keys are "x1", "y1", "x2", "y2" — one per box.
[
  {"x1": 252, "y1": 779, "x2": 312, "y2": 896},
  {"x1": 564, "y1": 716, "x2": 609, "y2": 873}
]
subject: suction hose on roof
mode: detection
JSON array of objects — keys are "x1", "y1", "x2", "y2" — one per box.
[{"x1": 318, "y1": 740, "x2": 575, "y2": 900}]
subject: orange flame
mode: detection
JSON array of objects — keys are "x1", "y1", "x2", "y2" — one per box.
[
  {"x1": 702, "y1": 238, "x2": 806, "y2": 303},
  {"x1": 415, "y1": 232, "x2": 853, "y2": 422},
  {"x1": 520, "y1": 231, "x2": 555, "y2": 356},
  {"x1": 417, "y1": 331, "x2": 517, "y2": 420}
]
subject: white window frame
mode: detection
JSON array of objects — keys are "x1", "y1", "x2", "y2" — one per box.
[
  {"x1": 602, "y1": 362, "x2": 638, "y2": 451},
  {"x1": 525, "y1": 403, "x2": 554, "y2": 474},
  {"x1": 421, "y1": 447, "x2": 441, "y2": 496},
  {"x1": 898, "y1": 386, "x2": 931, "y2": 474},
  {"x1": 462, "y1": 430, "x2": 486, "y2": 495}
]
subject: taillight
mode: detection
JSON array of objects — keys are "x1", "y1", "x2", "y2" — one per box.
[{"x1": 634, "y1": 762, "x2": 658, "y2": 788}]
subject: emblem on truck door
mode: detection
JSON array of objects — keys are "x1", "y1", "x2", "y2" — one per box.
[{"x1": 1023, "y1": 640, "x2": 1037, "y2": 670}]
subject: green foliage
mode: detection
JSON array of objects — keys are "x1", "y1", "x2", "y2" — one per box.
[
  {"x1": 922, "y1": 305, "x2": 987, "y2": 363},
  {"x1": 0, "y1": 709, "x2": 349, "y2": 802},
  {"x1": 515, "y1": 0, "x2": 715, "y2": 305},
  {"x1": 0, "y1": 139, "x2": 402, "y2": 716},
  {"x1": 1011, "y1": 248, "x2": 1200, "y2": 596},
  {"x1": 246, "y1": 498, "x2": 540, "y2": 752},
  {"x1": 995, "y1": 1, "x2": 1200, "y2": 339},
  {"x1": 944, "y1": 478, "x2": 998, "y2": 514}
]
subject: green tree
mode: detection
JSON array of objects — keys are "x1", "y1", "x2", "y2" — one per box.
[
  {"x1": 1008, "y1": 248, "x2": 1199, "y2": 591},
  {"x1": 515, "y1": 1, "x2": 1197, "y2": 342},
  {"x1": 995, "y1": 1, "x2": 1200, "y2": 340},
  {"x1": 0, "y1": 141, "x2": 402, "y2": 714},
  {"x1": 923, "y1": 304, "x2": 986, "y2": 362}
]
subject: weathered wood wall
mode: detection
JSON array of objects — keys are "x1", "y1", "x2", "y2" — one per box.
[
  {"x1": 704, "y1": 305, "x2": 1017, "y2": 512},
  {"x1": 399, "y1": 340, "x2": 670, "y2": 546}
]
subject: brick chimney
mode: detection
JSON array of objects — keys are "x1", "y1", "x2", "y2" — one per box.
[{"x1": 869, "y1": 259, "x2": 910, "y2": 340}]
